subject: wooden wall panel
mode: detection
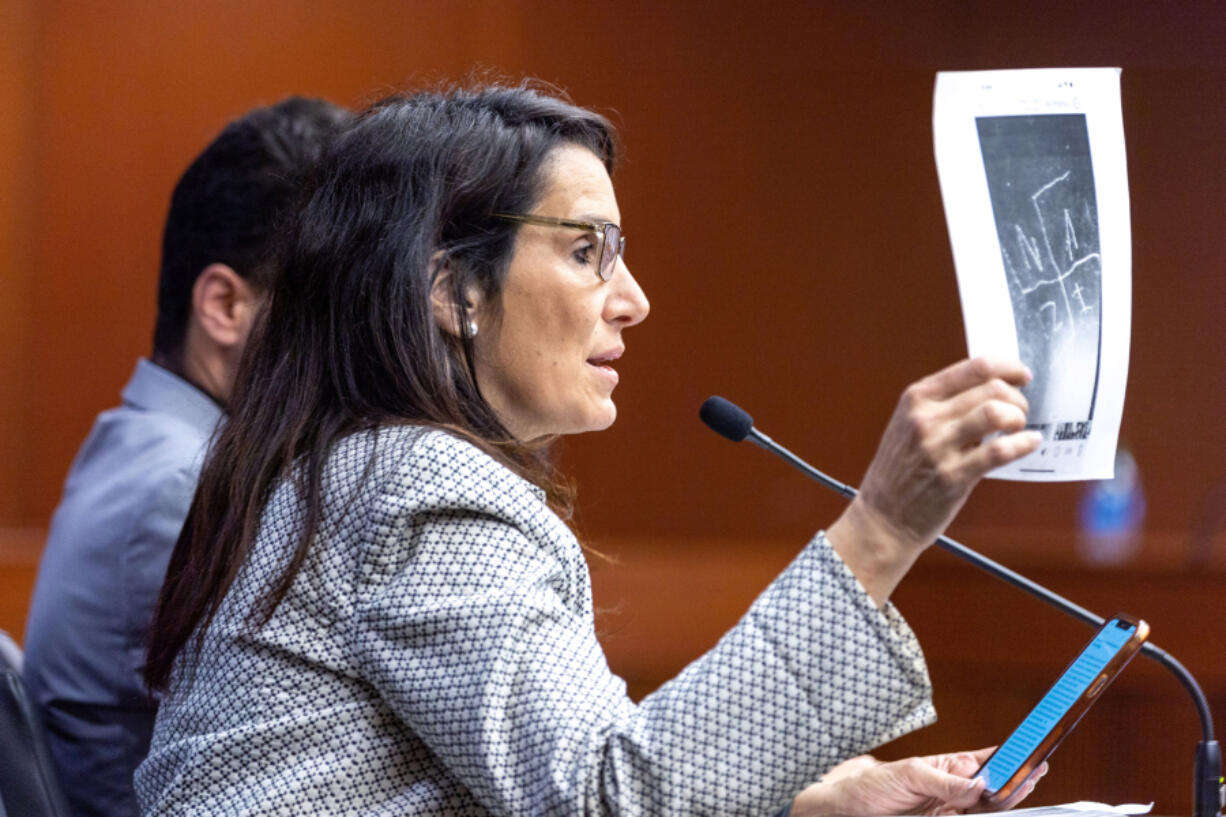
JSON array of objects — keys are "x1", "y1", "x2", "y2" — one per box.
[
  {"x1": 6, "y1": 1, "x2": 1226, "y2": 552},
  {"x1": 0, "y1": 0, "x2": 36, "y2": 524},
  {"x1": 0, "y1": 529, "x2": 41, "y2": 640}
]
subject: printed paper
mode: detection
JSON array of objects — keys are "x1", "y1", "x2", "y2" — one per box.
[{"x1": 934, "y1": 68, "x2": 1131, "y2": 481}]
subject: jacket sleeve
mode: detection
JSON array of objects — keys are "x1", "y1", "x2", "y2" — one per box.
[{"x1": 352, "y1": 433, "x2": 935, "y2": 817}]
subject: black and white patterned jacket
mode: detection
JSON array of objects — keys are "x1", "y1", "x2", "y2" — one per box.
[{"x1": 136, "y1": 425, "x2": 935, "y2": 816}]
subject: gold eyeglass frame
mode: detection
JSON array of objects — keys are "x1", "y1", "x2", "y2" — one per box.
[{"x1": 493, "y1": 213, "x2": 625, "y2": 282}]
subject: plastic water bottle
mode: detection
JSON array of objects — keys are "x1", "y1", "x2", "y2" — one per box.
[{"x1": 1077, "y1": 447, "x2": 1145, "y2": 565}]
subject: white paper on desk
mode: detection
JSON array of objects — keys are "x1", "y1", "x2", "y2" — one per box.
[
  {"x1": 933, "y1": 68, "x2": 1131, "y2": 481},
  {"x1": 981, "y1": 801, "x2": 1153, "y2": 817},
  {"x1": 892, "y1": 799, "x2": 1147, "y2": 809},
  {"x1": 896, "y1": 802, "x2": 1152, "y2": 817}
]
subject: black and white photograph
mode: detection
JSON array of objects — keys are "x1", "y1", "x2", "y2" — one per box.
[
  {"x1": 975, "y1": 114, "x2": 1102, "y2": 436},
  {"x1": 935, "y1": 68, "x2": 1130, "y2": 481}
]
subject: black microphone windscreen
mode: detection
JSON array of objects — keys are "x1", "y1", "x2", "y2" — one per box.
[{"x1": 699, "y1": 396, "x2": 754, "y2": 442}]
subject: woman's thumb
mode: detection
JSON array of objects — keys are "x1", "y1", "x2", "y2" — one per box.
[{"x1": 912, "y1": 762, "x2": 986, "y2": 810}]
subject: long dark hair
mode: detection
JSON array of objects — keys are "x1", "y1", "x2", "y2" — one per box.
[{"x1": 144, "y1": 83, "x2": 618, "y2": 692}]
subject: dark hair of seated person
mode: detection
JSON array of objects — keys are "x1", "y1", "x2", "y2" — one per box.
[
  {"x1": 143, "y1": 83, "x2": 617, "y2": 693},
  {"x1": 152, "y1": 96, "x2": 355, "y2": 375}
]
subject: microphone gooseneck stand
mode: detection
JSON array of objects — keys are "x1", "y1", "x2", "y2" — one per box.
[{"x1": 698, "y1": 396, "x2": 1224, "y2": 817}]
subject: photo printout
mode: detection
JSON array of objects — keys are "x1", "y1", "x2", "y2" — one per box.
[{"x1": 933, "y1": 68, "x2": 1131, "y2": 481}]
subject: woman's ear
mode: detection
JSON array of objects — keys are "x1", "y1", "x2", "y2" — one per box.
[{"x1": 429, "y1": 252, "x2": 482, "y2": 339}]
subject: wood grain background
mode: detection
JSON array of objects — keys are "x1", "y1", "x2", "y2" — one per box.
[{"x1": 1, "y1": 1, "x2": 1223, "y2": 812}]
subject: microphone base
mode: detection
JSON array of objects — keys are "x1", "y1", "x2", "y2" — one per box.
[{"x1": 1194, "y1": 739, "x2": 1224, "y2": 817}]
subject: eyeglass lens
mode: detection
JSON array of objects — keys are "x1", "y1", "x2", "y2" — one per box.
[{"x1": 600, "y1": 224, "x2": 623, "y2": 281}]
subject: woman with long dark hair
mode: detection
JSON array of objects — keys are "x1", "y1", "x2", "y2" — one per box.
[{"x1": 137, "y1": 84, "x2": 1041, "y2": 816}]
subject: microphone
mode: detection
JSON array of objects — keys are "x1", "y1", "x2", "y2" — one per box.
[
  {"x1": 700, "y1": 395, "x2": 1223, "y2": 817},
  {"x1": 701, "y1": 396, "x2": 855, "y2": 501}
]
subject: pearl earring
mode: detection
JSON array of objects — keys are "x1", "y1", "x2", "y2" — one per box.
[{"x1": 467, "y1": 320, "x2": 478, "y2": 337}]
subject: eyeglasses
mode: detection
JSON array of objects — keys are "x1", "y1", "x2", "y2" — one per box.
[{"x1": 493, "y1": 213, "x2": 625, "y2": 282}]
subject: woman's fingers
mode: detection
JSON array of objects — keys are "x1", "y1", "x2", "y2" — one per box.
[
  {"x1": 885, "y1": 757, "x2": 985, "y2": 813},
  {"x1": 966, "y1": 747, "x2": 997, "y2": 766},
  {"x1": 1008, "y1": 762, "x2": 1049, "y2": 808},
  {"x1": 956, "y1": 428, "x2": 1043, "y2": 480},
  {"x1": 913, "y1": 356, "x2": 1032, "y2": 402},
  {"x1": 932, "y1": 747, "x2": 995, "y2": 778},
  {"x1": 924, "y1": 371, "x2": 1041, "y2": 482},
  {"x1": 939, "y1": 377, "x2": 1030, "y2": 437},
  {"x1": 856, "y1": 358, "x2": 1037, "y2": 549},
  {"x1": 942, "y1": 399, "x2": 1030, "y2": 454}
]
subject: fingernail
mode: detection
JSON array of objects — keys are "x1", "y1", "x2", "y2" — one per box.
[{"x1": 965, "y1": 776, "x2": 986, "y2": 792}]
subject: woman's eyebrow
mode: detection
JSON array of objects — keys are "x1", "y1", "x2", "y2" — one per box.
[{"x1": 575, "y1": 213, "x2": 619, "y2": 226}]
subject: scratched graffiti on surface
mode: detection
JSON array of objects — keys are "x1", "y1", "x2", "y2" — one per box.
[{"x1": 976, "y1": 114, "x2": 1102, "y2": 433}]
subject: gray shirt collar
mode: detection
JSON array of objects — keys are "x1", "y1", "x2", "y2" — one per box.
[{"x1": 121, "y1": 358, "x2": 224, "y2": 433}]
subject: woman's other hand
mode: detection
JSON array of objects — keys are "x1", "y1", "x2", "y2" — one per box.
[
  {"x1": 790, "y1": 748, "x2": 1047, "y2": 817},
  {"x1": 827, "y1": 357, "x2": 1041, "y2": 606}
]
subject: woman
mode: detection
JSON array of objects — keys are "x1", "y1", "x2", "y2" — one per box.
[{"x1": 138, "y1": 84, "x2": 1041, "y2": 816}]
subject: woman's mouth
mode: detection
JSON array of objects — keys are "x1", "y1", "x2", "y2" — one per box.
[{"x1": 586, "y1": 348, "x2": 623, "y2": 386}]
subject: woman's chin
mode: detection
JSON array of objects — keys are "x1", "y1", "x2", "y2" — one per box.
[
  {"x1": 590, "y1": 401, "x2": 618, "y2": 432},
  {"x1": 564, "y1": 403, "x2": 618, "y2": 437}
]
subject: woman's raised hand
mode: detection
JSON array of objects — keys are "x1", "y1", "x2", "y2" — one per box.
[{"x1": 827, "y1": 357, "x2": 1041, "y2": 606}]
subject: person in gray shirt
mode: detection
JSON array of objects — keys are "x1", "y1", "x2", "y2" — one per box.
[{"x1": 22, "y1": 97, "x2": 352, "y2": 817}]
